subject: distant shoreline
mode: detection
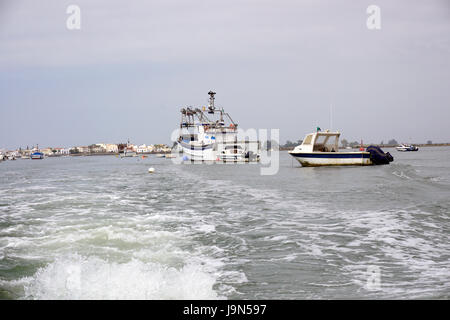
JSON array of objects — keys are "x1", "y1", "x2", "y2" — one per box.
[
  {"x1": 47, "y1": 151, "x2": 171, "y2": 157},
  {"x1": 279, "y1": 143, "x2": 450, "y2": 151}
]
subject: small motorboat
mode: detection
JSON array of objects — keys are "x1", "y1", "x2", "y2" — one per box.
[
  {"x1": 288, "y1": 130, "x2": 393, "y2": 167},
  {"x1": 164, "y1": 153, "x2": 176, "y2": 159},
  {"x1": 30, "y1": 152, "x2": 44, "y2": 159},
  {"x1": 218, "y1": 145, "x2": 247, "y2": 162},
  {"x1": 396, "y1": 144, "x2": 419, "y2": 152}
]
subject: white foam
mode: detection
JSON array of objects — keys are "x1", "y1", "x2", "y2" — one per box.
[
  {"x1": 196, "y1": 224, "x2": 216, "y2": 233},
  {"x1": 22, "y1": 254, "x2": 221, "y2": 300}
]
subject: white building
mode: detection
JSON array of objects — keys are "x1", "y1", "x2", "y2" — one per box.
[
  {"x1": 105, "y1": 144, "x2": 118, "y2": 153},
  {"x1": 136, "y1": 144, "x2": 153, "y2": 153}
]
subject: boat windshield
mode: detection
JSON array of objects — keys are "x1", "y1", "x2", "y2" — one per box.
[
  {"x1": 303, "y1": 135, "x2": 313, "y2": 145},
  {"x1": 313, "y1": 134, "x2": 339, "y2": 152}
]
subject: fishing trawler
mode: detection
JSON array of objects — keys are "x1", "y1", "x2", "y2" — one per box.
[
  {"x1": 288, "y1": 130, "x2": 393, "y2": 167},
  {"x1": 177, "y1": 91, "x2": 260, "y2": 162}
]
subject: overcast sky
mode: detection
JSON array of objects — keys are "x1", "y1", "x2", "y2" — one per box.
[{"x1": 0, "y1": 0, "x2": 449, "y2": 149}]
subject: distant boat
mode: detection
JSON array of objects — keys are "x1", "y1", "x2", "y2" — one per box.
[
  {"x1": 396, "y1": 144, "x2": 419, "y2": 152},
  {"x1": 164, "y1": 153, "x2": 175, "y2": 159},
  {"x1": 120, "y1": 140, "x2": 137, "y2": 157},
  {"x1": 288, "y1": 130, "x2": 393, "y2": 167},
  {"x1": 121, "y1": 149, "x2": 137, "y2": 157},
  {"x1": 30, "y1": 152, "x2": 44, "y2": 159},
  {"x1": 219, "y1": 145, "x2": 247, "y2": 162}
]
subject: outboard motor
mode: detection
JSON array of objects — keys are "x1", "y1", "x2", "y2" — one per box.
[{"x1": 366, "y1": 145, "x2": 394, "y2": 165}]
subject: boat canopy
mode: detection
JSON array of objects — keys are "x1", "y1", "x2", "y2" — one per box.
[{"x1": 300, "y1": 131, "x2": 340, "y2": 152}]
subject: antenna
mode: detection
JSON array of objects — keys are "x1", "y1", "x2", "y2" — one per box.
[
  {"x1": 207, "y1": 91, "x2": 216, "y2": 113},
  {"x1": 330, "y1": 102, "x2": 333, "y2": 131}
]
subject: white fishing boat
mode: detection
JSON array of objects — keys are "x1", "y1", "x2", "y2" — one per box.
[
  {"x1": 288, "y1": 130, "x2": 393, "y2": 167},
  {"x1": 396, "y1": 144, "x2": 419, "y2": 152},
  {"x1": 177, "y1": 91, "x2": 260, "y2": 162}
]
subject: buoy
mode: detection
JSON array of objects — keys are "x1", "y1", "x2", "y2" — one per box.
[{"x1": 148, "y1": 167, "x2": 155, "y2": 173}]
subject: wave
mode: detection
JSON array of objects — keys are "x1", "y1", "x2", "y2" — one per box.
[{"x1": 19, "y1": 254, "x2": 220, "y2": 300}]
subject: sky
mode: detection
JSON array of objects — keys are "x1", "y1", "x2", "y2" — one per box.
[{"x1": 0, "y1": 0, "x2": 449, "y2": 150}]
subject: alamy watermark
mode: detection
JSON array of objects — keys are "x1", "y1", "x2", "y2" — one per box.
[
  {"x1": 366, "y1": 5, "x2": 381, "y2": 30},
  {"x1": 169, "y1": 128, "x2": 280, "y2": 176},
  {"x1": 66, "y1": 5, "x2": 81, "y2": 30},
  {"x1": 366, "y1": 265, "x2": 381, "y2": 290}
]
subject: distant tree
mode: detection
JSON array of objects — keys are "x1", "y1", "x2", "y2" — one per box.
[
  {"x1": 265, "y1": 140, "x2": 272, "y2": 150},
  {"x1": 263, "y1": 140, "x2": 280, "y2": 151},
  {"x1": 341, "y1": 139, "x2": 349, "y2": 148},
  {"x1": 272, "y1": 140, "x2": 281, "y2": 150},
  {"x1": 380, "y1": 141, "x2": 384, "y2": 145},
  {"x1": 388, "y1": 139, "x2": 398, "y2": 145},
  {"x1": 349, "y1": 141, "x2": 359, "y2": 148},
  {"x1": 70, "y1": 147, "x2": 79, "y2": 154},
  {"x1": 427, "y1": 140, "x2": 432, "y2": 145},
  {"x1": 284, "y1": 140, "x2": 301, "y2": 148}
]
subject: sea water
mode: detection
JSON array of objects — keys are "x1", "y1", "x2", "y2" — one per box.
[{"x1": 0, "y1": 148, "x2": 449, "y2": 299}]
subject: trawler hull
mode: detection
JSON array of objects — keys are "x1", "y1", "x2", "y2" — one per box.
[{"x1": 178, "y1": 140, "x2": 216, "y2": 161}]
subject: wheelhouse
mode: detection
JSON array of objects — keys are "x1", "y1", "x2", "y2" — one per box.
[{"x1": 297, "y1": 131, "x2": 340, "y2": 153}]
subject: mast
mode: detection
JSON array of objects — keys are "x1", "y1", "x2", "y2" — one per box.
[{"x1": 207, "y1": 91, "x2": 216, "y2": 113}]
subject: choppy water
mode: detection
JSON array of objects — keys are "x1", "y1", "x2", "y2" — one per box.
[{"x1": 0, "y1": 148, "x2": 449, "y2": 299}]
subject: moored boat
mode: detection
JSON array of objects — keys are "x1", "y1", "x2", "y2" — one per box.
[
  {"x1": 396, "y1": 144, "x2": 419, "y2": 152},
  {"x1": 288, "y1": 130, "x2": 393, "y2": 167},
  {"x1": 177, "y1": 91, "x2": 260, "y2": 162},
  {"x1": 30, "y1": 152, "x2": 44, "y2": 159}
]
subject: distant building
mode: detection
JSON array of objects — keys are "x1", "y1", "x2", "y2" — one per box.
[
  {"x1": 77, "y1": 146, "x2": 89, "y2": 153},
  {"x1": 105, "y1": 144, "x2": 118, "y2": 153},
  {"x1": 20, "y1": 149, "x2": 32, "y2": 156},
  {"x1": 154, "y1": 144, "x2": 171, "y2": 153},
  {"x1": 40, "y1": 148, "x2": 53, "y2": 156},
  {"x1": 137, "y1": 144, "x2": 154, "y2": 153},
  {"x1": 50, "y1": 148, "x2": 69, "y2": 156},
  {"x1": 89, "y1": 144, "x2": 106, "y2": 153}
]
